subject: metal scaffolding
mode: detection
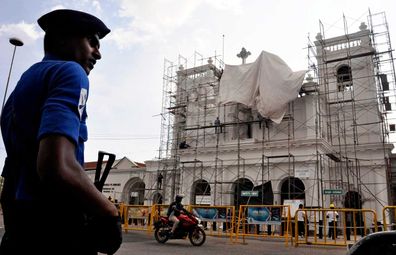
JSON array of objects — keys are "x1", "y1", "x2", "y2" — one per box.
[{"x1": 150, "y1": 11, "x2": 395, "y2": 216}]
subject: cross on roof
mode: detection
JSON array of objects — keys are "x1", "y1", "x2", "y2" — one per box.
[{"x1": 237, "y1": 47, "x2": 251, "y2": 64}]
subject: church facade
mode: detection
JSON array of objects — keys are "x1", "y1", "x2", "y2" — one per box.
[{"x1": 89, "y1": 14, "x2": 395, "y2": 225}]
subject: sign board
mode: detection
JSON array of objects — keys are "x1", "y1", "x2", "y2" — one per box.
[
  {"x1": 241, "y1": 190, "x2": 259, "y2": 197},
  {"x1": 295, "y1": 168, "x2": 312, "y2": 178},
  {"x1": 192, "y1": 207, "x2": 230, "y2": 222},
  {"x1": 323, "y1": 189, "x2": 343, "y2": 195},
  {"x1": 247, "y1": 207, "x2": 270, "y2": 224},
  {"x1": 283, "y1": 199, "x2": 304, "y2": 217},
  {"x1": 193, "y1": 207, "x2": 217, "y2": 221},
  {"x1": 195, "y1": 195, "x2": 211, "y2": 205}
]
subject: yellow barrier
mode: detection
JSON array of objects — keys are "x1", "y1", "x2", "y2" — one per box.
[
  {"x1": 150, "y1": 204, "x2": 170, "y2": 231},
  {"x1": 123, "y1": 205, "x2": 151, "y2": 232},
  {"x1": 115, "y1": 202, "x2": 124, "y2": 217},
  {"x1": 294, "y1": 208, "x2": 377, "y2": 247},
  {"x1": 382, "y1": 206, "x2": 396, "y2": 231},
  {"x1": 119, "y1": 203, "x2": 387, "y2": 249},
  {"x1": 188, "y1": 205, "x2": 235, "y2": 241},
  {"x1": 235, "y1": 205, "x2": 292, "y2": 246}
]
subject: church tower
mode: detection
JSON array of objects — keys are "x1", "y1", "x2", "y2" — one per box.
[{"x1": 313, "y1": 13, "x2": 394, "y2": 218}]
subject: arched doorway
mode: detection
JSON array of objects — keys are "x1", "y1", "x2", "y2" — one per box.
[
  {"x1": 233, "y1": 178, "x2": 254, "y2": 209},
  {"x1": 192, "y1": 179, "x2": 211, "y2": 205},
  {"x1": 344, "y1": 191, "x2": 364, "y2": 235},
  {"x1": 280, "y1": 177, "x2": 305, "y2": 204},
  {"x1": 123, "y1": 178, "x2": 146, "y2": 205},
  {"x1": 344, "y1": 191, "x2": 362, "y2": 209},
  {"x1": 152, "y1": 192, "x2": 163, "y2": 205},
  {"x1": 232, "y1": 179, "x2": 274, "y2": 208},
  {"x1": 254, "y1": 181, "x2": 274, "y2": 205}
]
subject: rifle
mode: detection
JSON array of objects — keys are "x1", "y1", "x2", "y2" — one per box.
[
  {"x1": 92, "y1": 151, "x2": 119, "y2": 255},
  {"x1": 94, "y1": 151, "x2": 116, "y2": 192}
]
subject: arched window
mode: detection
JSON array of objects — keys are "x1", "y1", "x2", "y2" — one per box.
[{"x1": 336, "y1": 65, "x2": 353, "y2": 91}]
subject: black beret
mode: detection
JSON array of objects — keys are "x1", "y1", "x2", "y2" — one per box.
[{"x1": 38, "y1": 9, "x2": 110, "y2": 39}]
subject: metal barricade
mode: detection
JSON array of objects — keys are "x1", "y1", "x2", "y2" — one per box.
[
  {"x1": 294, "y1": 208, "x2": 377, "y2": 247},
  {"x1": 235, "y1": 205, "x2": 292, "y2": 246},
  {"x1": 382, "y1": 206, "x2": 396, "y2": 231},
  {"x1": 188, "y1": 205, "x2": 235, "y2": 241},
  {"x1": 150, "y1": 204, "x2": 169, "y2": 229},
  {"x1": 115, "y1": 202, "x2": 124, "y2": 217},
  {"x1": 123, "y1": 205, "x2": 151, "y2": 232}
]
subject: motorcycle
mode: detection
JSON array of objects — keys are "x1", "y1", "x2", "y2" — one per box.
[{"x1": 153, "y1": 211, "x2": 206, "y2": 246}]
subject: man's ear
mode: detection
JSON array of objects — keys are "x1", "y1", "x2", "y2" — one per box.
[
  {"x1": 44, "y1": 32, "x2": 71, "y2": 56},
  {"x1": 55, "y1": 36, "x2": 75, "y2": 59}
]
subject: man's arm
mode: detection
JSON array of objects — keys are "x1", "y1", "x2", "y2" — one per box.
[{"x1": 37, "y1": 135, "x2": 118, "y2": 217}]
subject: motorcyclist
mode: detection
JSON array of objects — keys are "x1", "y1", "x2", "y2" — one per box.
[{"x1": 167, "y1": 194, "x2": 187, "y2": 236}]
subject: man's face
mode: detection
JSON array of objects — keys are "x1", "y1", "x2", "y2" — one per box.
[{"x1": 62, "y1": 34, "x2": 101, "y2": 75}]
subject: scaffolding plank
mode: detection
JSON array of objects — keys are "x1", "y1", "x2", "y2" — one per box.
[
  {"x1": 324, "y1": 51, "x2": 375, "y2": 64},
  {"x1": 326, "y1": 153, "x2": 341, "y2": 162}
]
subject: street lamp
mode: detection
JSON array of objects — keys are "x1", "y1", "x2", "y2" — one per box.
[
  {"x1": 0, "y1": 37, "x2": 23, "y2": 203},
  {"x1": 1, "y1": 37, "x2": 24, "y2": 113}
]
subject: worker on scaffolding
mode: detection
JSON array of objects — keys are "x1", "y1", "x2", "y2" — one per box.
[
  {"x1": 257, "y1": 113, "x2": 264, "y2": 129},
  {"x1": 179, "y1": 140, "x2": 190, "y2": 149},
  {"x1": 157, "y1": 173, "x2": 163, "y2": 189},
  {"x1": 214, "y1": 117, "x2": 222, "y2": 133}
]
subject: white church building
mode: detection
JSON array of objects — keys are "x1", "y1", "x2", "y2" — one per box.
[{"x1": 86, "y1": 12, "x2": 395, "y2": 224}]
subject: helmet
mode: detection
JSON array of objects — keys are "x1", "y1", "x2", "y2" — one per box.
[
  {"x1": 175, "y1": 194, "x2": 184, "y2": 201},
  {"x1": 329, "y1": 203, "x2": 335, "y2": 208}
]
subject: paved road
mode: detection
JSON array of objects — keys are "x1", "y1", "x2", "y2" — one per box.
[
  {"x1": 117, "y1": 231, "x2": 347, "y2": 255},
  {"x1": 0, "y1": 214, "x2": 347, "y2": 255}
]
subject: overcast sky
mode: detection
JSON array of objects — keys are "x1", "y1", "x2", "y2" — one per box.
[{"x1": 1, "y1": 0, "x2": 395, "y2": 169}]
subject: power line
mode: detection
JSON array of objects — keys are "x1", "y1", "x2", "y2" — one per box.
[{"x1": 89, "y1": 136, "x2": 159, "y2": 141}]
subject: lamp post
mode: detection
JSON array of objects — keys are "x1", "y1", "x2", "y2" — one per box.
[
  {"x1": 1, "y1": 37, "x2": 24, "y2": 113},
  {"x1": 0, "y1": 38, "x2": 23, "y2": 196}
]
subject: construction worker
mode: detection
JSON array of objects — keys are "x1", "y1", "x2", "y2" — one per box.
[
  {"x1": 297, "y1": 204, "x2": 307, "y2": 237},
  {"x1": 326, "y1": 203, "x2": 339, "y2": 239},
  {"x1": 214, "y1": 117, "x2": 222, "y2": 133}
]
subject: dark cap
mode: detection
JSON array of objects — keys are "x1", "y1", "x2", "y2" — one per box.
[{"x1": 38, "y1": 9, "x2": 110, "y2": 39}]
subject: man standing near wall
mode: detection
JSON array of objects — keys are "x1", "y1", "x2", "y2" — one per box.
[{"x1": 297, "y1": 204, "x2": 306, "y2": 237}]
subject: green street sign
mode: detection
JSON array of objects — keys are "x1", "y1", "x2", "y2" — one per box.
[
  {"x1": 323, "y1": 189, "x2": 343, "y2": 195},
  {"x1": 241, "y1": 190, "x2": 259, "y2": 197}
]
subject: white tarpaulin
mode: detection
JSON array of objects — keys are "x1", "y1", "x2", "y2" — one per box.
[{"x1": 218, "y1": 51, "x2": 306, "y2": 123}]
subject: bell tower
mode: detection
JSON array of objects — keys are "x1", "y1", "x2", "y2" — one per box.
[{"x1": 312, "y1": 12, "x2": 395, "y2": 218}]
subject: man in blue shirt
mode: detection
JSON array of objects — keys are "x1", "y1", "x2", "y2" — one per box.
[{"x1": 0, "y1": 9, "x2": 121, "y2": 255}]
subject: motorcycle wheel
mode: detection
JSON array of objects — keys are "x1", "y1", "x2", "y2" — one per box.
[
  {"x1": 154, "y1": 226, "x2": 170, "y2": 243},
  {"x1": 189, "y1": 227, "x2": 206, "y2": 246}
]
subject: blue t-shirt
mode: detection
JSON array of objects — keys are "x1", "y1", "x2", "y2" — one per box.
[{"x1": 1, "y1": 54, "x2": 89, "y2": 200}]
